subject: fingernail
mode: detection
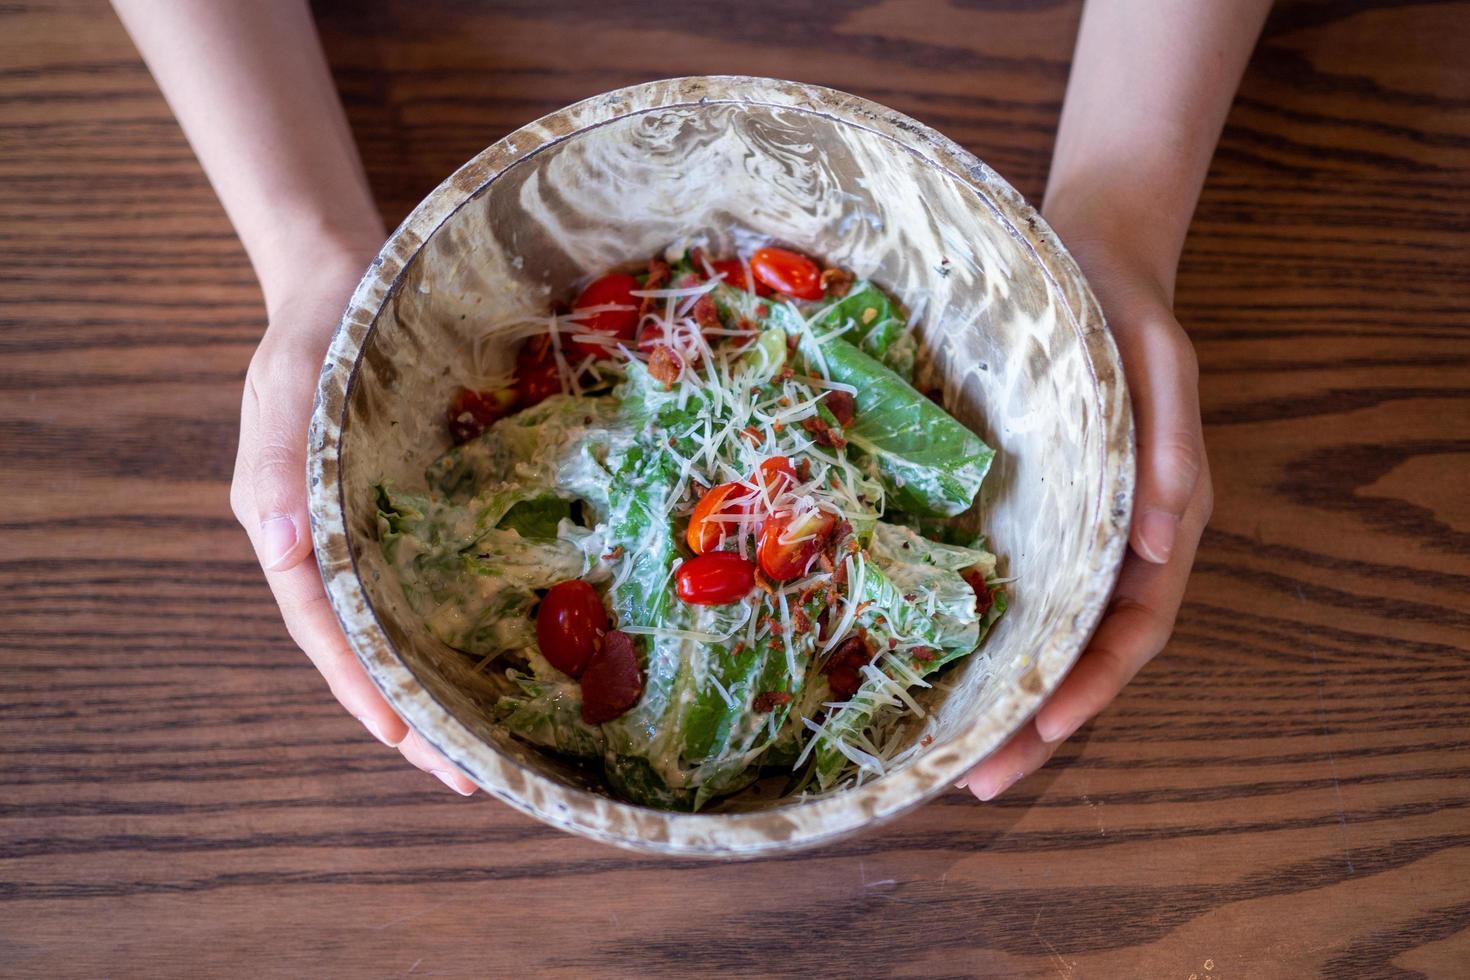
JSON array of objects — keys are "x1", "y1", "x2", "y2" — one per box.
[
  {"x1": 977, "y1": 770, "x2": 1026, "y2": 802},
  {"x1": 954, "y1": 778, "x2": 970, "y2": 790},
  {"x1": 1038, "y1": 714, "x2": 1084, "y2": 744},
  {"x1": 431, "y1": 769, "x2": 475, "y2": 796},
  {"x1": 260, "y1": 515, "x2": 298, "y2": 570},
  {"x1": 1135, "y1": 509, "x2": 1177, "y2": 564},
  {"x1": 356, "y1": 715, "x2": 393, "y2": 747}
]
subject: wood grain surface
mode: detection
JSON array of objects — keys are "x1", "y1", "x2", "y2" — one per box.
[{"x1": 3, "y1": 1, "x2": 1469, "y2": 976}]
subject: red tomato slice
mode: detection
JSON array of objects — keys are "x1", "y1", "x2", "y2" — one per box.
[
  {"x1": 535, "y1": 580, "x2": 609, "y2": 677},
  {"x1": 676, "y1": 553, "x2": 757, "y2": 605},
  {"x1": 569, "y1": 273, "x2": 640, "y2": 358},
  {"x1": 750, "y1": 247, "x2": 823, "y2": 301},
  {"x1": 757, "y1": 509, "x2": 836, "y2": 581},
  {"x1": 686, "y1": 482, "x2": 752, "y2": 554},
  {"x1": 580, "y1": 629, "x2": 644, "y2": 724},
  {"x1": 515, "y1": 338, "x2": 562, "y2": 408},
  {"x1": 708, "y1": 258, "x2": 772, "y2": 296}
]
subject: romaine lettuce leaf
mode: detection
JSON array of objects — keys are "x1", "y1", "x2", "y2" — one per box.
[{"x1": 797, "y1": 337, "x2": 993, "y2": 517}]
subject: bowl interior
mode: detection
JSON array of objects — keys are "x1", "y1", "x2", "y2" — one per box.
[{"x1": 315, "y1": 77, "x2": 1131, "y2": 854}]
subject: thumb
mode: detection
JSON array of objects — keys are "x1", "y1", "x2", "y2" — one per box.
[
  {"x1": 243, "y1": 338, "x2": 319, "y2": 572},
  {"x1": 1122, "y1": 314, "x2": 1206, "y2": 565}
]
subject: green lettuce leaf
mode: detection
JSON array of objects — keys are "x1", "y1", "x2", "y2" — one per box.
[{"x1": 797, "y1": 337, "x2": 993, "y2": 517}]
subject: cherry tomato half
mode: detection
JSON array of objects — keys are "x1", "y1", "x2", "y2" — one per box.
[
  {"x1": 580, "y1": 629, "x2": 644, "y2": 724},
  {"x1": 569, "y1": 273, "x2": 640, "y2": 358},
  {"x1": 757, "y1": 456, "x2": 797, "y2": 497},
  {"x1": 708, "y1": 258, "x2": 772, "y2": 296},
  {"x1": 515, "y1": 338, "x2": 562, "y2": 408},
  {"x1": 750, "y1": 247, "x2": 823, "y2": 301},
  {"x1": 686, "y1": 481, "x2": 751, "y2": 555},
  {"x1": 536, "y1": 580, "x2": 609, "y2": 677},
  {"x1": 676, "y1": 552, "x2": 757, "y2": 605},
  {"x1": 446, "y1": 386, "x2": 514, "y2": 443},
  {"x1": 757, "y1": 509, "x2": 836, "y2": 581}
]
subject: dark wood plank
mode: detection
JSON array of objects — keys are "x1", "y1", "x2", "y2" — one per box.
[{"x1": 2, "y1": 0, "x2": 1468, "y2": 975}]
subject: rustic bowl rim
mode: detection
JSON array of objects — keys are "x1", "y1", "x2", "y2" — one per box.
[{"x1": 307, "y1": 75, "x2": 1134, "y2": 857}]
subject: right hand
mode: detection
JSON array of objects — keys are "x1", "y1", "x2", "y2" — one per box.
[
  {"x1": 229, "y1": 245, "x2": 478, "y2": 796},
  {"x1": 956, "y1": 236, "x2": 1213, "y2": 800}
]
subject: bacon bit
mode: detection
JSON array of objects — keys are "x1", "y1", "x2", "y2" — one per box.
[
  {"x1": 912, "y1": 647, "x2": 938, "y2": 663},
  {"x1": 777, "y1": 396, "x2": 792, "y2": 408},
  {"x1": 888, "y1": 637, "x2": 898, "y2": 650},
  {"x1": 777, "y1": 365, "x2": 795, "y2": 381},
  {"x1": 823, "y1": 634, "x2": 872, "y2": 700},
  {"x1": 796, "y1": 458, "x2": 812, "y2": 481},
  {"x1": 601, "y1": 545, "x2": 626, "y2": 561},
  {"x1": 817, "y1": 552, "x2": 835, "y2": 575},
  {"x1": 854, "y1": 600, "x2": 873, "y2": 617},
  {"x1": 741, "y1": 426, "x2": 765, "y2": 445},
  {"x1": 830, "y1": 519, "x2": 854, "y2": 550},
  {"x1": 832, "y1": 557, "x2": 849, "y2": 588},
  {"x1": 648, "y1": 344, "x2": 682, "y2": 387},
  {"x1": 640, "y1": 257, "x2": 671, "y2": 317},
  {"x1": 920, "y1": 734, "x2": 935, "y2": 747},
  {"x1": 792, "y1": 608, "x2": 812, "y2": 635},
  {"x1": 903, "y1": 592, "x2": 918, "y2": 602},
  {"x1": 785, "y1": 331, "x2": 800, "y2": 357},
  {"x1": 735, "y1": 316, "x2": 757, "y2": 340},
  {"x1": 729, "y1": 641, "x2": 746, "y2": 659},
  {"x1": 820, "y1": 267, "x2": 854, "y2": 297},
  {"x1": 802, "y1": 413, "x2": 846, "y2": 448},
  {"x1": 692, "y1": 293, "x2": 720, "y2": 331},
  {"x1": 762, "y1": 615, "x2": 784, "y2": 636},
  {"x1": 689, "y1": 246, "x2": 707, "y2": 271},
  {"x1": 963, "y1": 571, "x2": 996, "y2": 617},
  {"x1": 756, "y1": 303, "x2": 770, "y2": 318},
  {"x1": 824, "y1": 390, "x2": 856, "y2": 427},
  {"x1": 753, "y1": 691, "x2": 792, "y2": 712},
  {"x1": 772, "y1": 421, "x2": 784, "y2": 433}
]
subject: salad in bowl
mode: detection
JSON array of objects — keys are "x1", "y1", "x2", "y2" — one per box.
[{"x1": 375, "y1": 240, "x2": 1006, "y2": 810}]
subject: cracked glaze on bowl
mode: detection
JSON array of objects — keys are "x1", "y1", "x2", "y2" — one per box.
[{"x1": 307, "y1": 76, "x2": 1134, "y2": 857}]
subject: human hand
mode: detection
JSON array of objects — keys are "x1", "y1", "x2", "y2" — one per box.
[
  {"x1": 229, "y1": 240, "x2": 478, "y2": 796},
  {"x1": 955, "y1": 236, "x2": 1214, "y2": 801}
]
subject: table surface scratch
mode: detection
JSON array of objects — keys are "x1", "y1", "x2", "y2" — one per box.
[{"x1": 2, "y1": 1, "x2": 1468, "y2": 976}]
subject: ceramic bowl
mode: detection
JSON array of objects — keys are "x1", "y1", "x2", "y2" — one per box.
[{"x1": 308, "y1": 76, "x2": 1133, "y2": 856}]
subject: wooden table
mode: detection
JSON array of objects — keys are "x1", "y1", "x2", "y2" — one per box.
[{"x1": 4, "y1": 1, "x2": 1468, "y2": 975}]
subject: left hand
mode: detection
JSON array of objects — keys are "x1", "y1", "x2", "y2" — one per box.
[{"x1": 955, "y1": 239, "x2": 1214, "y2": 800}]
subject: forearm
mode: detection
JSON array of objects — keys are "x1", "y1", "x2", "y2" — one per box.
[
  {"x1": 1044, "y1": 0, "x2": 1272, "y2": 299},
  {"x1": 112, "y1": 0, "x2": 383, "y2": 310}
]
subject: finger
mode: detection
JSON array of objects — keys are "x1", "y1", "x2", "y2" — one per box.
[
  {"x1": 241, "y1": 335, "x2": 323, "y2": 572},
  {"x1": 264, "y1": 557, "x2": 410, "y2": 749},
  {"x1": 398, "y1": 729, "x2": 477, "y2": 796},
  {"x1": 1034, "y1": 475, "x2": 1212, "y2": 743},
  {"x1": 1115, "y1": 315, "x2": 1205, "y2": 565},
  {"x1": 956, "y1": 721, "x2": 1057, "y2": 801}
]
